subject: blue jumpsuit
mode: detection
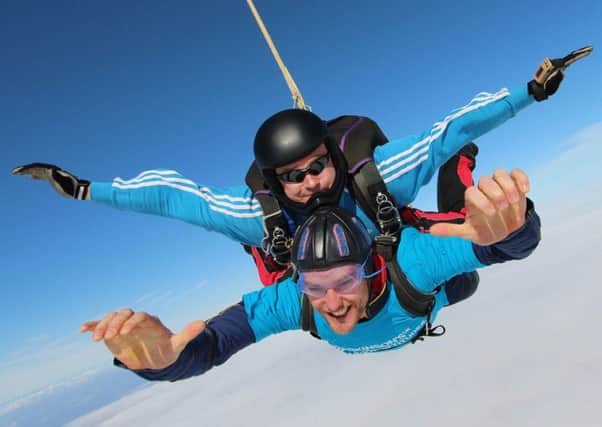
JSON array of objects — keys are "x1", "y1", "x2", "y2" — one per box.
[{"x1": 91, "y1": 87, "x2": 534, "y2": 247}]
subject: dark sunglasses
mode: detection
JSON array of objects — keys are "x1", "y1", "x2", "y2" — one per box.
[{"x1": 276, "y1": 154, "x2": 330, "y2": 183}]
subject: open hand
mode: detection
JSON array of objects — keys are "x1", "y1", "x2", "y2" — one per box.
[
  {"x1": 429, "y1": 168, "x2": 529, "y2": 246},
  {"x1": 80, "y1": 308, "x2": 206, "y2": 370}
]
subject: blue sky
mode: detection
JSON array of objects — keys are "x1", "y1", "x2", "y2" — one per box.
[{"x1": 0, "y1": 0, "x2": 600, "y2": 412}]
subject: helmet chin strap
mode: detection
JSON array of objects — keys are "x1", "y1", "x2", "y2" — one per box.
[{"x1": 279, "y1": 186, "x2": 345, "y2": 216}]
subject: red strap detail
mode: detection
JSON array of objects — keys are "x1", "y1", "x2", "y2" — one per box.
[
  {"x1": 409, "y1": 209, "x2": 466, "y2": 221},
  {"x1": 250, "y1": 247, "x2": 292, "y2": 286},
  {"x1": 370, "y1": 253, "x2": 388, "y2": 297},
  {"x1": 400, "y1": 206, "x2": 467, "y2": 233},
  {"x1": 457, "y1": 155, "x2": 475, "y2": 188}
]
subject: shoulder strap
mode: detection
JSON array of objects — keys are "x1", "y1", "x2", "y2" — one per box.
[
  {"x1": 301, "y1": 294, "x2": 321, "y2": 339},
  {"x1": 327, "y1": 116, "x2": 401, "y2": 236},
  {"x1": 245, "y1": 163, "x2": 293, "y2": 264},
  {"x1": 374, "y1": 235, "x2": 436, "y2": 317}
]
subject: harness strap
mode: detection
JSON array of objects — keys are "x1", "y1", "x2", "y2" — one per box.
[
  {"x1": 301, "y1": 294, "x2": 320, "y2": 339},
  {"x1": 400, "y1": 206, "x2": 466, "y2": 233},
  {"x1": 245, "y1": 246, "x2": 293, "y2": 286},
  {"x1": 349, "y1": 162, "x2": 402, "y2": 236},
  {"x1": 245, "y1": 163, "x2": 293, "y2": 265},
  {"x1": 374, "y1": 234, "x2": 436, "y2": 317},
  {"x1": 411, "y1": 324, "x2": 446, "y2": 344}
]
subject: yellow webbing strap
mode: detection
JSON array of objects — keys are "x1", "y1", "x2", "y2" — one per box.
[{"x1": 246, "y1": 0, "x2": 308, "y2": 110}]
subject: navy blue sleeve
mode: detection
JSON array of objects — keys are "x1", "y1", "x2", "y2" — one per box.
[
  {"x1": 114, "y1": 302, "x2": 256, "y2": 382},
  {"x1": 472, "y1": 198, "x2": 541, "y2": 265}
]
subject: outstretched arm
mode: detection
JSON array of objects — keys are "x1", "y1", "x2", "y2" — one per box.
[
  {"x1": 13, "y1": 164, "x2": 266, "y2": 246},
  {"x1": 81, "y1": 279, "x2": 303, "y2": 382},
  {"x1": 90, "y1": 169, "x2": 265, "y2": 246},
  {"x1": 376, "y1": 87, "x2": 532, "y2": 207},
  {"x1": 81, "y1": 303, "x2": 256, "y2": 381},
  {"x1": 376, "y1": 45, "x2": 592, "y2": 207}
]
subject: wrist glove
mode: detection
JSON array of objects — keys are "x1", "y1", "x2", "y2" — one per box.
[
  {"x1": 528, "y1": 45, "x2": 593, "y2": 101},
  {"x1": 12, "y1": 162, "x2": 90, "y2": 200}
]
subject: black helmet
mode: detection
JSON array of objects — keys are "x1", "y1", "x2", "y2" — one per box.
[
  {"x1": 254, "y1": 109, "x2": 327, "y2": 170},
  {"x1": 253, "y1": 109, "x2": 347, "y2": 216},
  {"x1": 292, "y1": 207, "x2": 372, "y2": 272}
]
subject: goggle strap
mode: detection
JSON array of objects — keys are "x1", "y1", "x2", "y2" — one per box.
[{"x1": 362, "y1": 266, "x2": 384, "y2": 279}]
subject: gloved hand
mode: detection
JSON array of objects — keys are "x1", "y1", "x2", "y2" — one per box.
[
  {"x1": 12, "y1": 163, "x2": 90, "y2": 200},
  {"x1": 528, "y1": 45, "x2": 593, "y2": 101}
]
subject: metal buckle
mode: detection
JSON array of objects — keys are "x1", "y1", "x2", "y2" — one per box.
[
  {"x1": 375, "y1": 192, "x2": 401, "y2": 235},
  {"x1": 534, "y1": 58, "x2": 554, "y2": 84},
  {"x1": 269, "y1": 227, "x2": 293, "y2": 265},
  {"x1": 374, "y1": 234, "x2": 397, "y2": 246}
]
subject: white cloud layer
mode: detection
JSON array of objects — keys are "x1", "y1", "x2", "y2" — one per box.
[
  {"x1": 0, "y1": 273, "x2": 221, "y2": 405},
  {"x1": 66, "y1": 128, "x2": 602, "y2": 427},
  {"x1": 528, "y1": 120, "x2": 602, "y2": 219}
]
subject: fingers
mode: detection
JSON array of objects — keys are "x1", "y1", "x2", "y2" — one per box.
[
  {"x1": 473, "y1": 168, "x2": 528, "y2": 210},
  {"x1": 90, "y1": 312, "x2": 116, "y2": 341},
  {"x1": 11, "y1": 164, "x2": 39, "y2": 175},
  {"x1": 120, "y1": 311, "x2": 157, "y2": 336},
  {"x1": 104, "y1": 308, "x2": 136, "y2": 339},
  {"x1": 430, "y1": 168, "x2": 530, "y2": 246},
  {"x1": 463, "y1": 168, "x2": 530, "y2": 245},
  {"x1": 565, "y1": 46, "x2": 593, "y2": 65},
  {"x1": 11, "y1": 163, "x2": 54, "y2": 180},
  {"x1": 81, "y1": 309, "x2": 164, "y2": 341},
  {"x1": 510, "y1": 168, "x2": 529, "y2": 193},
  {"x1": 172, "y1": 320, "x2": 206, "y2": 353},
  {"x1": 86, "y1": 308, "x2": 135, "y2": 341},
  {"x1": 492, "y1": 169, "x2": 520, "y2": 204},
  {"x1": 81, "y1": 310, "x2": 204, "y2": 369},
  {"x1": 466, "y1": 182, "x2": 497, "y2": 215},
  {"x1": 496, "y1": 168, "x2": 528, "y2": 225},
  {"x1": 80, "y1": 320, "x2": 99, "y2": 333},
  {"x1": 429, "y1": 222, "x2": 468, "y2": 239},
  {"x1": 487, "y1": 169, "x2": 520, "y2": 229},
  {"x1": 507, "y1": 168, "x2": 529, "y2": 228},
  {"x1": 11, "y1": 165, "x2": 25, "y2": 175}
]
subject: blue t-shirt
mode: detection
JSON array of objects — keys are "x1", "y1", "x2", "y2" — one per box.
[{"x1": 243, "y1": 227, "x2": 484, "y2": 354}]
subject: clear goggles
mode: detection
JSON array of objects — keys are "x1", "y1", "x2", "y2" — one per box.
[{"x1": 297, "y1": 257, "x2": 382, "y2": 298}]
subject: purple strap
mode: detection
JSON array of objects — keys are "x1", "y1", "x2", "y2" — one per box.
[
  {"x1": 339, "y1": 117, "x2": 364, "y2": 150},
  {"x1": 348, "y1": 157, "x2": 372, "y2": 175},
  {"x1": 338, "y1": 118, "x2": 374, "y2": 174}
]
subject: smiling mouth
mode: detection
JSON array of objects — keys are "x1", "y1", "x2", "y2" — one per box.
[{"x1": 327, "y1": 306, "x2": 350, "y2": 319}]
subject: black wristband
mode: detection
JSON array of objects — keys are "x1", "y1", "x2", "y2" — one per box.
[{"x1": 528, "y1": 80, "x2": 547, "y2": 102}]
